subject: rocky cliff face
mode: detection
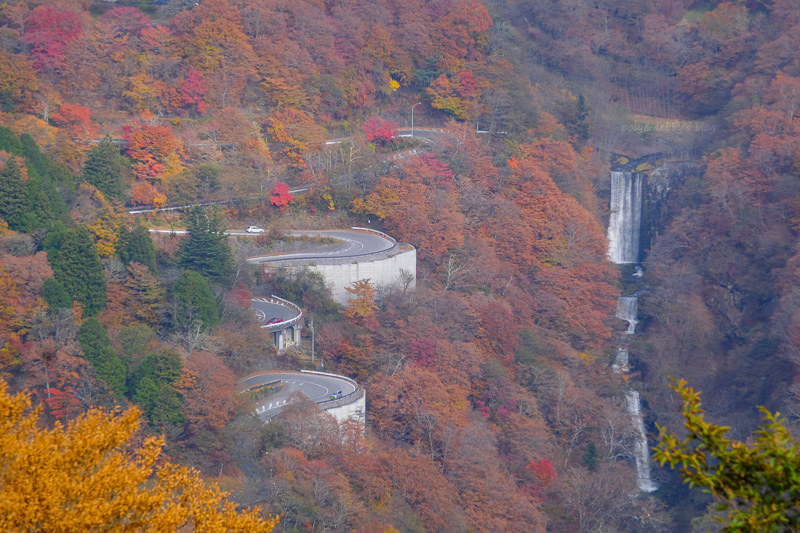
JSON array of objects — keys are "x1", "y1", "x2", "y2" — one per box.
[{"x1": 641, "y1": 161, "x2": 701, "y2": 258}]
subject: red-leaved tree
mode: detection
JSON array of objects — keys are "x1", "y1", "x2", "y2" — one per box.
[
  {"x1": 22, "y1": 6, "x2": 83, "y2": 73},
  {"x1": 178, "y1": 69, "x2": 208, "y2": 116},
  {"x1": 362, "y1": 117, "x2": 398, "y2": 144},
  {"x1": 51, "y1": 104, "x2": 98, "y2": 138},
  {"x1": 270, "y1": 182, "x2": 293, "y2": 207}
]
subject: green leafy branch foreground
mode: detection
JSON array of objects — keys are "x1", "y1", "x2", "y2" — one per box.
[{"x1": 655, "y1": 379, "x2": 800, "y2": 532}]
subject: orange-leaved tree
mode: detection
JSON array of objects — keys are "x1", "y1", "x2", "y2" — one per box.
[
  {"x1": 123, "y1": 120, "x2": 184, "y2": 207},
  {"x1": 0, "y1": 380, "x2": 278, "y2": 531},
  {"x1": 343, "y1": 279, "x2": 378, "y2": 330}
]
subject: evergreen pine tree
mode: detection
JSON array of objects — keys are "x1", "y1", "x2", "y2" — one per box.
[
  {"x1": 0, "y1": 158, "x2": 29, "y2": 230},
  {"x1": 118, "y1": 225, "x2": 157, "y2": 272},
  {"x1": 130, "y1": 350, "x2": 184, "y2": 426},
  {"x1": 583, "y1": 441, "x2": 599, "y2": 472},
  {"x1": 20, "y1": 133, "x2": 69, "y2": 218},
  {"x1": 78, "y1": 317, "x2": 127, "y2": 397},
  {"x1": 173, "y1": 270, "x2": 220, "y2": 332},
  {"x1": 48, "y1": 162, "x2": 76, "y2": 206},
  {"x1": 82, "y1": 136, "x2": 127, "y2": 201},
  {"x1": 20, "y1": 134, "x2": 47, "y2": 178},
  {"x1": 25, "y1": 175, "x2": 54, "y2": 229},
  {"x1": 576, "y1": 94, "x2": 590, "y2": 142},
  {"x1": 179, "y1": 206, "x2": 232, "y2": 279},
  {"x1": 50, "y1": 227, "x2": 106, "y2": 316},
  {"x1": 0, "y1": 126, "x2": 22, "y2": 155},
  {"x1": 42, "y1": 278, "x2": 72, "y2": 310}
]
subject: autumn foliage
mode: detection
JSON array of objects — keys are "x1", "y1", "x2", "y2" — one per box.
[
  {"x1": 4, "y1": 0, "x2": 800, "y2": 529},
  {"x1": 270, "y1": 182, "x2": 293, "y2": 207},
  {"x1": 362, "y1": 117, "x2": 398, "y2": 144},
  {"x1": 0, "y1": 381, "x2": 277, "y2": 531}
]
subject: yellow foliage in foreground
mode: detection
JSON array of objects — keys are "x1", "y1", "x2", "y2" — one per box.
[{"x1": 0, "y1": 381, "x2": 278, "y2": 532}]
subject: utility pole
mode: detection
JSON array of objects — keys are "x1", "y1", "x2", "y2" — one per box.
[
  {"x1": 411, "y1": 102, "x2": 421, "y2": 139},
  {"x1": 309, "y1": 315, "x2": 315, "y2": 366}
]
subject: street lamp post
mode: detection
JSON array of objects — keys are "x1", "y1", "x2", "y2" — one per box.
[{"x1": 411, "y1": 102, "x2": 421, "y2": 139}]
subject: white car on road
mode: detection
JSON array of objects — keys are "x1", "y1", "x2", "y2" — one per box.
[{"x1": 246, "y1": 226, "x2": 265, "y2": 234}]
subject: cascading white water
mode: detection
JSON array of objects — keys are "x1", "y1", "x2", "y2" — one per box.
[
  {"x1": 616, "y1": 296, "x2": 638, "y2": 335},
  {"x1": 624, "y1": 390, "x2": 658, "y2": 492},
  {"x1": 612, "y1": 347, "x2": 630, "y2": 374},
  {"x1": 607, "y1": 166, "x2": 657, "y2": 492},
  {"x1": 607, "y1": 171, "x2": 643, "y2": 264}
]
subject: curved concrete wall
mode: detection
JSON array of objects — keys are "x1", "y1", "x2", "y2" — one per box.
[
  {"x1": 307, "y1": 245, "x2": 416, "y2": 304},
  {"x1": 299, "y1": 370, "x2": 366, "y2": 428},
  {"x1": 324, "y1": 390, "x2": 366, "y2": 427}
]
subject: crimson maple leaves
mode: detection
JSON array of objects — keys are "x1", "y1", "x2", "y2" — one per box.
[
  {"x1": 270, "y1": 182, "x2": 293, "y2": 207},
  {"x1": 362, "y1": 117, "x2": 398, "y2": 145}
]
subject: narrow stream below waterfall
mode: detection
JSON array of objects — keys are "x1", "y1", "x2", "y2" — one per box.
[{"x1": 625, "y1": 390, "x2": 659, "y2": 493}]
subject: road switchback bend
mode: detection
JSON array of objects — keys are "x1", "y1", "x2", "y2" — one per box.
[
  {"x1": 239, "y1": 371, "x2": 358, "y2": 421},
  {"x1": 250, "y1": 298, "x2": 298, "y2": 327},
  {"x1": 248, "y1": 229, "x2": 395, "y2": 264}
]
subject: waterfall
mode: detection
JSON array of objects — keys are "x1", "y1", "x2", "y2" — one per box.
[
  {"x1": 612, "y1": 348, "x2": 630, "y2": 374},
  {"x1": 606, "y1": 165, "x2": 657, "y2": 493},
  {"x1": 625, "y1": 391, "x2": 658, "y2": 493},
  {"x1": 616, "y1": 296, "x2": 638, "y2": 335},
  {"x1": 607, "y1": 171, "x2": 643, "y2": 264}
]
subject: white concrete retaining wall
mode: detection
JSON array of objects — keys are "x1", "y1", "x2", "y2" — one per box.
[
  {"x1": 307, "y1": 247, "x2": 416, "y2": 304},
  {"x1": 324, "y1": 391, "x2": 366, "y2": 427}
]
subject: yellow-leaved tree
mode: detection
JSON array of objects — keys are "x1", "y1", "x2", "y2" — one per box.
[{"x1": 0, "y1": 381, "x2": 278, "y2": 532}]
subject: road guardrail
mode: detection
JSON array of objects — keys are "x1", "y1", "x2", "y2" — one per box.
[
  {"x1": 248, "y1": 229, "x2": 398, "y2": 265},
  {"x1": 251, "y1": 295, "x2": 303, "y2": 330}
]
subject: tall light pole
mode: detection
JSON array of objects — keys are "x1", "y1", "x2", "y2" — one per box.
[
  {"x1": 411, "y1": 102, "x2": 421, "y2": 139},
  {"x1": 309, "y1": 315, "x2": 315, "y2": 365}
]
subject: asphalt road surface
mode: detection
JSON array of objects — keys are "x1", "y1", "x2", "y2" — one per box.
[
  {"x1": 248, "y1": 229, "x2": 394, "y2": 264},
  {"x1": 240, "y1": 371, "x2": 358, "y2": 421},
  {"x1": 250, "y1": 298, "x2": 299, "y2": 327}
]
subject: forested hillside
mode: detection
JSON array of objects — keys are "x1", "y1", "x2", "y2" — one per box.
[{"x1": 1, "y1": 0, "x2": 799, "y2": 530}]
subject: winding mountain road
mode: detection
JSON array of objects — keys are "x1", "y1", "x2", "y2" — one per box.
[
  {"x1": 127, "y1": 126, "x2": 457, "y2": 216},
  {"x1": 240, "y1": 371, "x2": 358, "y2": 421},
  {"x1": 250, "y1": 297, "x2": 299, "y2": 327},
  {"x1": 248, "y1": 229, "x2": 395, "y2": 264},
  {"x1": 148, "y1": 227, "x2": 395, "y2": 264}
]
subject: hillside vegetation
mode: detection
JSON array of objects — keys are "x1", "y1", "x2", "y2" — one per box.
[{"x1": 1, "y1": 0, "x2": 800, "y2": 530}]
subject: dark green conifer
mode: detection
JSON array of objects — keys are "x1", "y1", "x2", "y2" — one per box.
[
  {"x1": 25, "y1": 175, "x2": 54, "y2": 229},
  {"x1": 78, "y1": 317, "x2": 127, "y2": 397},
  {"x1": 0, "y1": 158, "x2": 28, "y2": 230},
  {"x1": 583, "y1": 441, "x2": 599, "y2": 472},
  {"x1": 118, "y1": 225, "x2": 157, "y2": 272},
  {"x1": 0, "y1": 126, "x2": 22, "y2": 155},
  {"x1": 576, "y1": 94, "x2": 590, "y2": 141},
  {"x1": 82, "y1": 136, "x2": 127, "y2": 201},
  {"x1": 172, "y1": 270, "x2": 220, "y2": 332},
  {"x1": 179, "y1": 206, "x2": 232, "y2": 279},
  {"x1": 130, "y1": 350, "x2": 184, "y2": 426},
  {"x1": 42, "y1": 278, "x2": 72, "y2": 310},
  {"x1": 49, "y1": 227, "x2": 106, "y2": 316},
  {"x1": 20, "y1": 134, "x2": 47, "y2": 178}
]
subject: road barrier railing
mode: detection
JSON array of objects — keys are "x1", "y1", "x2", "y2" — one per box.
[
  {"x1": 248, "y1": 228, "x2": 400, "y2": 265},
  {"x1": 240, "y1": 370, "x2": 363, "y2": 416},
  {"x1": 348, "y1": 226, "x2": 396, "y2": 246},
  {"x1": 251, "y1": 295, "x2": 303, "y2": 330},
  {"x1": 300, "y1": 370, "x2": 363, "y2": 408}
]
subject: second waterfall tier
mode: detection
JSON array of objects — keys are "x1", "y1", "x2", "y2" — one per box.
[{"x1": 616, "y1": 296, "x2": 639, "y2": 335}]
